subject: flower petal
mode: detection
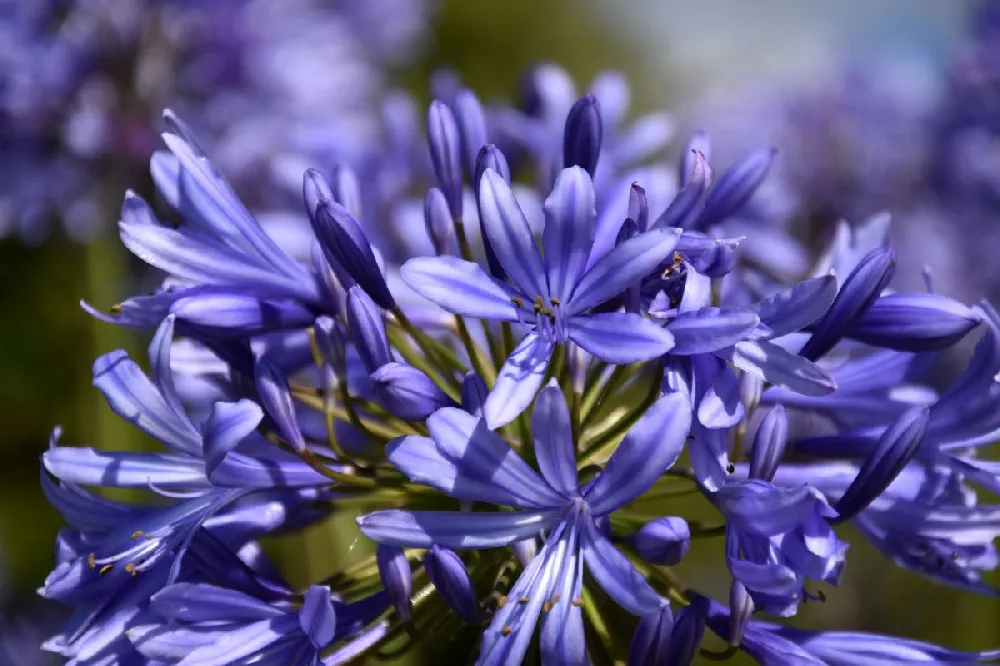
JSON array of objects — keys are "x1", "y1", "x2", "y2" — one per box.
[
  {"x1": 151, "y1": 583, "x2": 283, "y2": 623},
  {"x1": 479, "y1": 169, "x2": 549, "y2": 297},
  {"x1": 356, "y1": 509, "x2": 559, "y2": 549},
  {"x1": 753, "y1": 275, "x2": 838, "y2": 339},
  {"x1": 668, "y1": 308, "x2": 759, "y2": 355},
  {"x1": 400, "y1": 256, "x2": 519, "y2": 321},
  {"x1": 568, "y1": 312, "x2": 675, "y2": 364},
  {"x1": 426, "y1": 407, "x2": 565, "y2": 508},
  {"x1": 715, "y1": 481, "x2": 817, "y2": 537},
  {"x1": 484, "y1": 333, "x2": 555, "y2": 429},
  {"x1": 202, "y1": 399, "x2": 265, "y2": 475},
  {"x1": 584, "y1": 392, "x2": 691, "y2": 515},
  {"x1": 567, "y1": 227, "x2": 681, "y2": 315},
  {"x1": 723, "y1": 340, "x2": 836, "y2": 397},
  {"x1": 174, "y1": 617, "x2": 297, "y2": 666},
  {"x1": 43, "y1": 448, "x2": 207, "y2": 489},
  {"x1": 542, "y1": 166, "x2": 596, "y2": 302},
  {"x1": 580, "y1": 518, "x2": 665, "y2": 616},
  {"x1": 532, "y1": 380, "x2": 580, "y2": 497}
]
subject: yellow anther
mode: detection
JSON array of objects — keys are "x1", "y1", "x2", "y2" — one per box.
[
  {"x1": 571, "y1": 599, "x2": 584, "y2": 607},
  {"x1": 110, "y1": 304, "x2": 122, "y2": 313},
  {"x1": 87, "y1": 553, "x2": 96, "y2": 569},
  {"x1": 98, "y1": 564, "x2": 113, "y2": 576},
  {"x1": 497, "y1": 596, "x2": 507, "y2": 608},
  {"x1": 131, "y1": 530, "x2": 144, "y2": 539},
  {"x1": 125, "y1": 563, "x2": 137, "y2": 576},
  {"x1": 549, "y1": 296, "x2": 561, "y2": 306},
  {"x1": 501, "y1": 626, "x2": 513, "y2": 636},
  {"x1": 510, "y1": 296, "x2": 525, "y2": 308},
  {"x1": 518, "y1": 596, "x2": 530, "y2": 604}
]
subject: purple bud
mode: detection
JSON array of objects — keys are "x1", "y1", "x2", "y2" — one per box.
[
  {"x1": 376, "y1": 545, "x2": 413, "y2": 622},
  {"x1": 330, "y1": 164, "x2": 362, "y2": 221},
  {"x1": 590, "y1": 70, "x2": 630, "y2": 130},
  {"x1": 629, "y1": 182, "x2": 649, "y2": 232},
  {"x1": 452, "y1": 89, "x2": 488, "y2": 178},
  {"x1": 656, "y1": 150, "x2": 710, "y2": 230},
  {"x1": 800, "y1": 246, "x2": 896, "y2": 361},
  {"x1": 303, "y1": 167, "x2": 334, "y2": 218},
  {"x1": 519, "y1": 63, "x2": 576, "y2": 119},
  {"x1": 299, "y1": 585, "x2": 336, "y2": 649},
  {"x1": 346, "y1": 286, "x2": 391, "y2": 374},
  {"x1": 427, "y1": 100, "x2": 464, "y2": 219},
  {"x1": 371, "y1": 362, "x2": 454, "y2": 421},
  {"x1": 254, "y1": 355, "x2": 306, "y2": 453},
  {"x1": 460, "y1": 372, "x2": 489, "y2": 416},
  {"x1": 845, "y1": 293, "x2": 981, "y2": 352},
  {"x1": 311, "y1": 242, "x2": 346, "y2": 316},
  {"x1": 664, "y1": 600, "x2": 706, "y2": 665},
  {"x1": 424, "y1": 546, "x2": 481, "y2": 623},
  {"x1": 728, "y1": 581, "x2": 754, "y2": 647},
  {"x1": 631, "y1": 517, "x2": 691, "y2": 566},
  {"x1": 510, "y1": 538, "x2": 537, "y2": 567},
  {"x1": 748, "y1": 404, "x2": 788, "y2": 482},
  {"x1": 563, "y1": 94, "x2": 603, "y2": 176},
  {"x1": 314, "y1": 316, "x2": 347, "y2": 378},
  {"x1": 473, "y1": 146, "x2": 510, "y2": 279},
  {"x1": 616, "y1": 218, "x2": 641, "y2": 313},
  {"x1": 424, "y1": 188, "x2": 456, "y2": 255},
  {"x1": 697, "y1": 147, "x2": 775, "y2": 229},
  {"x1": 629, "y1": 605, "x2": 674, "y2": 666},
  {"x1": 310, "y1": 197, "x2": 395, "y2": 310},
  {"x1": 171, "y1": 294, "x2": 314, "y2": 339},
  {"x1": 679, "y1": 131, "x2": 712, "y2": 186},
  {"x1": 833, "y1": 405, "x2": 929, "y2": 523}
]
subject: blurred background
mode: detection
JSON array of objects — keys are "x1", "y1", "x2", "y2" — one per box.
[{"x1": 1, "y1": 0, "x2": 997, "y2": 663}]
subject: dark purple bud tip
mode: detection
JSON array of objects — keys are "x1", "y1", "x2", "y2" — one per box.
[
  {"x1": 427, "y1": 100, "x2": 464, "y2": 219},
  {"x1": 310, "y1": 198, "x2": 395, "y2": 310},
  {"x1": 846, "y1": 293, "x2": 982, "y2": 352},
  {"x1": 800, "y1": 245, "x2": 896, "y2": 362},
  {"x1": 698, "y1": 146, "x2": 775, "y2": 229},
  {"x1": 376, "y1": 545, "x2": 413, "y2": 622},
  {"x1": 833, "y1": 405, "x2": 930, "y2": 523},
  {"x1": 171, "y1": 294, "x2": 314, "y2": 339},
  {"x1": 664, "y1": 600, "x2": 707, "y2": 666},
  {"x1": 346, "y1": 286, "x2": 391, "y2": 375},
  {"x1": 473, "y1": 146, "x2": 510, "y2": 279},
  {"x1": 563, "y1": 93, "x2": 603, "y2": 177},
  {"x1": 631, "y1": 516, "x2": 691, "y2": 566},
  {"x1": 629, "y1": 605, "x2": 674, "y2": 666},
  {"x1": 749, "y1": 404, "x2": 788, "y2": 482},
  {"x1": 424, "y1": 546, "x2": 482, "y2": 623},
  {"x1": 629, "y1": 182, "x2": 649, "y2": 232},
  {"x1": 371, "y1": 362, "x2": 454, "y2": 421}
]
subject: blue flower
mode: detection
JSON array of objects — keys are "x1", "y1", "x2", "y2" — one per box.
[
  {"x1": 402, "y1": 166, "x2": 679, "y2": 427},
  {"x1": 358, "y1": 382, "x2": 692, "y2": 664}
]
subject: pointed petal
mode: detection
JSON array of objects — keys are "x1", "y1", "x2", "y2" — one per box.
[
  {"x1": 753, "y1": 275, "x2": 838, "y2": 339},
  {"x1": 695, "y1": 355, "x2": 745, "y2": 429},
  {"x1": 847, "y1": 293, "x2": 981, "y2": 352},
  {"x1": 299, "y1": 585, "x2": 336, "y2": 648},
  {"x1": 568, "y1": 228, "x2": 680, "y2": 315},
  {"x1": 568, "y1": 312, "x2": 675, "y2": 364},
  {"x1": 148, "y1": 315, "x2": 191, "y2": 427},
  {"x1": 727, "y1": 558, "x2": 802, "y2": 597},
  {"x1": 533, "y1": 380, "x2": 580, "y2": 497},
  {"x1": 202, "y1": 399, "x2": 264, "y2": 475},
  {"x1": 175, "y1": 617, "x2": 297, "y2": 666},
  {"x1": 584, "y1": 392, "x2": 691, "y2": 514},
  {"x1": 668, "y1": 308, "x2": 759, "y2": 355},
  {"x1": 484, "y1": 333, "x2": 554, "y2": 429},
  {"x1": 540, "y1": 513, "x2": 587, "y2": 666},
  {"x1": 400, "y1": 256, "x2": 519, "y2": 321},
  {"x1": 151, "y1": 583, "x2": 283, "y2": 623},
  {"x1": 581, "y1": 518, "x2": 665, "y2": 616},
  {"x1": 426, "y1": 407, "x2": 565, "y2": 507},
  {"x1": 92, "y1": 350, "x2": 201, "y2": 456},
  {"x1": 689, "y1": 424, "x2": 731, "y2": 492},
  {"x1": 723, "y1": 340, "x2": 836, "y2": 397},
  {"x1": 387, "y1": 435, "x2": 556, "y2": 508},
  {"x1": 542, "y1": 167, "x2": 596, "y2": 302},
  {"x1": 479, "y1": 169, "x2": 548, "y2": 297},
  {"x1": 43, "y1": 448, "x2": 207, "y2": 488},
  {"x1": 357, "y1": 509, "x2": 559, "y2": 549}
]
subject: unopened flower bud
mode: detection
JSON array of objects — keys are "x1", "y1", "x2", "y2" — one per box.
[
  {"x1": 728, "y1": 581, "x2": 754, "y2": 647},
  {"x1": 748, "y1": 404, "x2": 788, "y2": 482},
  {"x1": 346, "y1": 286, "x2": 391, "y2": 375},
  {"x1": 563, "y1": 94, "x2": 603, "y2": 176},
  {"x1": 427, "y1": 100, "x2": 464, "y2": 219},
  {"x1": 377, "y1": 545, "x2": 413, "y2": 622},
  {"x1": 629, "y1": 604, "x2": 674, "y2": 666},
  {"x1": 424, "y1": 546, "x2": 481, "y2": 623},
  {"x1": 370, "y1": 362, "x2": 454, "y2": 421},
  {"x1": 631, "y1": 517, "x2": 690, "y2": 566}
]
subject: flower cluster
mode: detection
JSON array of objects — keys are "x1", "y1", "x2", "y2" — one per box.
[
  {"x1": 39, "y1": 62, "x2": 1000, "y2": 665},
  {"x1": 0, "y1": 0, "x2": 433, "y2": 242}
]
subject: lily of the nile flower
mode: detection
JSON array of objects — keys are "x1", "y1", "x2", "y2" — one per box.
[
  {"x1": 758, "y1": 458, "x2": 1000, "y2": 595},
  {"x1": 697, "y1": 592, "x2": 1000, "y2": 665},
  {"x1": 42, "y1": 316, "x2": 332, "y2": 493},
  {"x1": 711, "y1": 462, "x2": 850, "y2": 616},
  {"x1": 402, "y1": 166, "x2": 680, "y2": 427},
  {"x1": 358, "y1": 382, "x2": 692, "y2": 664},
  {"x1": 795, "y1": 301, "x2": 1000, "y2": 497},
  {"x1": 128, "y1": 577, "x2": 390, "y2": 665}
]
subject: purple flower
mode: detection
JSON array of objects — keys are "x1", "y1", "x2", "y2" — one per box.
[
  {"x1": 358, "y1": 382, "x2": 691, "y2": 664},
  {"x1": 402, "y1": 166, "x2": 679, "y2": 427}
]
